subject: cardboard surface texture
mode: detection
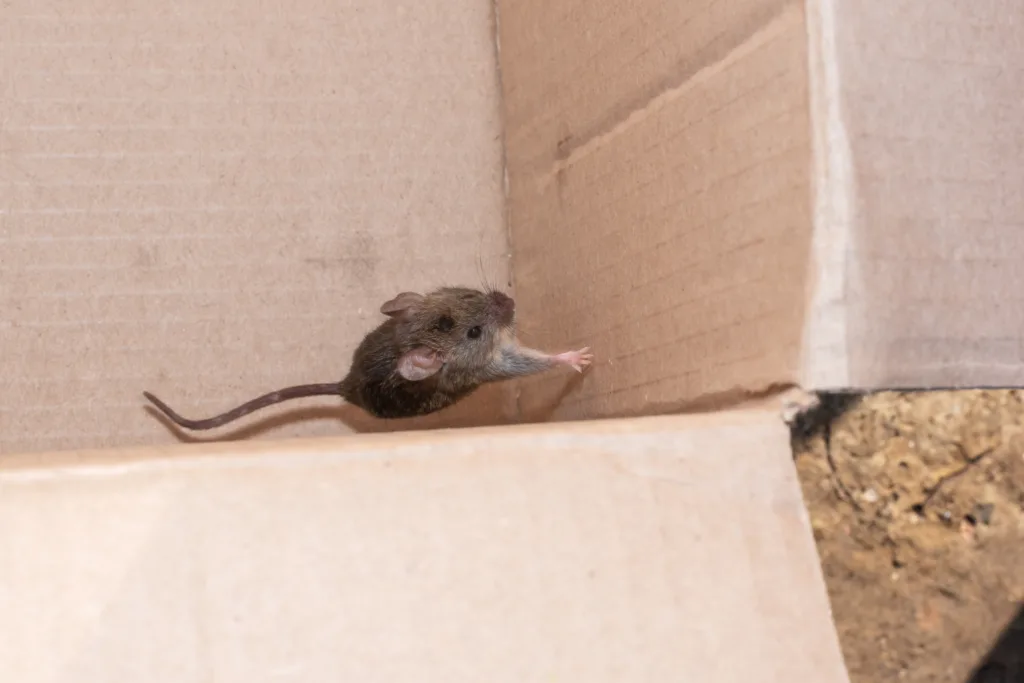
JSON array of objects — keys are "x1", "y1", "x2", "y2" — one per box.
[
  {"x1": 0, "y1": 0, "x2": 510, "y2": 454},
  {"x1": 1, "y1": 0, "x2": 1014, "y2": 679},
  {"x1": 498, "y1": 0, "x2": 1024, "y2": 421},
  {"x1": 498, "y1": 0, "x2": 813, "y2": 421},
  {"x1": 0, "y1": 412, "x2": 850, "y2": 683},
  {"x1": 3, "y1": 0, "x2": 1021, "y2": 448},
  {"x1": 803, "y1": 0, "x2": 1024, "y2": 390}
]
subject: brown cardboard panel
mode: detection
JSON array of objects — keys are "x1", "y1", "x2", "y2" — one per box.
[
  {"x1": 0, "y1": 0, "x2": 509, "y2": 454},
  {"x1": 497, "y1": 0, "x2": 814, "y2": 420},
  {"x1": 0, "y1": 411, "x2": 851, "y2": 682},
  {"x1": 802, "y1": 0, "x2": 1024, "y2": 389}
]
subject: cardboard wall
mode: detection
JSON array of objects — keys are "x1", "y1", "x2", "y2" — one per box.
[
  {"x1": 0, "y1": 0, "x2": 510, "y2": 455},
  {"x1": 7, "y1": 0, "x2": 1018, "y2": 453},
  {"x1": 496, "y1": 0, "x2": 815, "y2": 421},
  {"x1": 499, "y1": 0, "x2": 1024, "y2": 410},
  {"x1": 802, "y1": 0, "x2": 1024, "y2": 390},
  {"x1": 0, "y1": 411, "x2": 850, "y2": 683}
]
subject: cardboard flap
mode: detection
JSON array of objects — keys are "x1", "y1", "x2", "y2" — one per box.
[
  {"x1": 496, "y1": 0, "x2": 814, "y2": 420},
  {"x1": 498, "y1": 0, "x2": 1024, "y2": 412},
  {"x1": 0, "y1": 0, "x2": 509, "y2": 455},
  {"x1": 802, "y1": 0, "x2": 1024, "y2": 390},
  {"x1": 0, "y1": 411, "x2": 849, "y2": 682}
]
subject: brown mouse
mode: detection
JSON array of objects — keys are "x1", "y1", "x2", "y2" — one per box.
[{"x1": 142, "y1": 286, "x2": 593, "y2": 430}]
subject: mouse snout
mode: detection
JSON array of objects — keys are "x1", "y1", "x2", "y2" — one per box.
[{"x1": 488, "y1": 290, "x2": 515, "y2": 324}]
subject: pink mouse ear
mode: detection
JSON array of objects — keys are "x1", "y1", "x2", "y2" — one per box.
[
  {"x1": 380, "y1": 291, "x2": 425, "y2": 317},
  {"x1": 396, "y1": 346, "x2": 444, "y2": 381}
]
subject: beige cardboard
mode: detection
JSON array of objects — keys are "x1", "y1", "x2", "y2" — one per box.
[
  {"x1": 802, "y1": 0, "x2": 1024, "y2": 389},
  {"x1": 0, "y1": 0, "x2": 510, "y2": 455},
  {"x1": 4, "y1": 0, "x2": 1022, "y2": 449},
  {"x1": 0, "y1": 1, "x2": 910, "y2": 677},
  {"x1": 497, "y1": 0, "x2": 814, "y2": 421},
  {"x1": 497, "y1": 0, "x2": 1024, "y2": 420},
  {"x1": 0, "y1": 411, "x2": 850, "y2": 683}
]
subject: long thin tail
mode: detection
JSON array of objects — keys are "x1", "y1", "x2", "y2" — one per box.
[{"x1": 142, "y1": 383, "x2": 342, "y2": 431}]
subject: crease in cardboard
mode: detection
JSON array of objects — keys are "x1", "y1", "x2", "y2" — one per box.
[
  {"x1": 545, "y1": 0, "x2": 799, "y2": 181},
  {"x1": 490, "y1": 0, "x2": 526, "y2": 421},
  {"x1": 0, "y1": 411, "x2": 787, "y2": 481},
  {"x1": 0, "y1": 431, "x2": 707, "y2": 484},
  {"x1": 0, "y1": 420, "x2": 806, "y2": 514},
  {"x1": 801, "y1": 0, "x2": 856, "y2": 388}
]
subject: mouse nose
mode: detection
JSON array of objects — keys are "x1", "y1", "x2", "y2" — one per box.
[{"x1": 488, "y1": 290, "x2": 515, "y2": 323}]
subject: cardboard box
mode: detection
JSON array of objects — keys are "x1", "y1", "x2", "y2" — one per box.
[{"x1": 2, "y1": 0, "x2": 1018, "y2": 679}]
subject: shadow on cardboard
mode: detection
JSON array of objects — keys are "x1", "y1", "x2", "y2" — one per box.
[{"x1": 142, "y1": 379, "x2": 539, "y2": 444}]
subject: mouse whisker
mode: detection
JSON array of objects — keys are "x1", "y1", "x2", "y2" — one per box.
[{"x1": 475, "y1": 253, "x2": 490, "y2": 292}]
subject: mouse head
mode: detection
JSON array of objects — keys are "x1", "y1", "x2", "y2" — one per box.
[{"x1": 380, "y1": 286, "x2": 516, "y2": 382}]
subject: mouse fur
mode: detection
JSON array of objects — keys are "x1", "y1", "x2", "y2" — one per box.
[{"x1": 144, "y1": 286, "x2": 592, "y2": 429}]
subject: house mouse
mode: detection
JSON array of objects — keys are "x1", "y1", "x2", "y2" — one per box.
[{"x1": 142, "y1": 286, "x2": 593, "y2": 430}]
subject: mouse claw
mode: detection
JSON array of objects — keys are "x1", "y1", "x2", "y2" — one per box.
[{"x1": 556, "y1": 346, "x2": 594, "y2": 373}]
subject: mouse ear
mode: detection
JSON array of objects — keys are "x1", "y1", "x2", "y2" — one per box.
[
  {"x1": 380, "y1": 292, "x2": 425, "y2": 317},
  {"x1": 396, "y1": 346, "x2": 444, "y2": 381}
]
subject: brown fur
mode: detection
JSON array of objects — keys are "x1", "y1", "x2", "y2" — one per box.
[
  {"x1": 143, "y1": 286, "x2": 592, "y2": 429},
  {"x1": 338, "y1": 286, "x2": 520, "y2": 419}
]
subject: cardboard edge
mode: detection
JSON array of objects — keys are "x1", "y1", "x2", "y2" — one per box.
[
  {"x1": 799, "y1": 0, "x2": 856, "y2": 391},
  {"x1": 0, "y1": 410, "x2": 789, "y2": 475}
]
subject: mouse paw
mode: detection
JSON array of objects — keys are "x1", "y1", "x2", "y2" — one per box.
[{"x1": 556, "y1": 346, "x2": 593, "y2": 373}]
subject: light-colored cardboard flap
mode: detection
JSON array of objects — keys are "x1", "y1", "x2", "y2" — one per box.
[
  {"x1": 802, "y1": 0, "x2": 1024, "y2": 391},
  {"x1": 0, "y1": 411, "x2": 849, "y2": 682}
]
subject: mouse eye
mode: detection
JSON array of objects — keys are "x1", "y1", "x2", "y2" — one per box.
[
  {"x1": 467, "y1": 326, "x2": 482, "y2": 339},
  {"x1": 436, "y1": 316, "x2": 455, "y2": 332}
]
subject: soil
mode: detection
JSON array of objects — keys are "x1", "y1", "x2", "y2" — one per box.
[{"x1": 791, "y1": 390, "x2": 1024, "y2": 683}]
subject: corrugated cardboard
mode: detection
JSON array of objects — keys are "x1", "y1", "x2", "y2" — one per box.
[
  {"x1": 801, "y1": 0, "x2": 1024, "y2": 390},
  {"x1": 1, "y1": 0, "x2": 511, "y2": 453},
  {"x1": 5, "y1": 0, "x2": 1019, "y2": 448},
  {"x1": 0, "y1": 411, "x2": 850, "y2": 682},
  {"x1": 498, "y1": 0, "x2": 813, "y2": 422},
  {"x1": 1, "y1": 0, "x2": 1008, "y2": 679},
  {"x1": 498, "y1": 0, "x2": 1024, "y2": 421}
]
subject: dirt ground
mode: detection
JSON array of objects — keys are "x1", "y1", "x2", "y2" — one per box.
[{"x1": 791, "y1": 390, "x2": 1024, "y2": 683}]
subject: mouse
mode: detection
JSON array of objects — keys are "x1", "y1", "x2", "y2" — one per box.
[{"x1": 142, "y1": 286, "x2": 593, "y2": 430}]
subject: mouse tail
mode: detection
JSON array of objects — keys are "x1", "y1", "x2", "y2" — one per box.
[{"x1": 142, "y1": 383, "x2": 342, "y2": 431}]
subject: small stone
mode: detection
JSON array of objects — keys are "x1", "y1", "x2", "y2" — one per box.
[{"x1": 973, "y1": 502, "x2": 995, "y2": 525}]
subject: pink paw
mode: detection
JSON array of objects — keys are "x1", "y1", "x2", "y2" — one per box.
[{"x1": 556, "y1": 346, "x2": 594, "y2": 373}]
